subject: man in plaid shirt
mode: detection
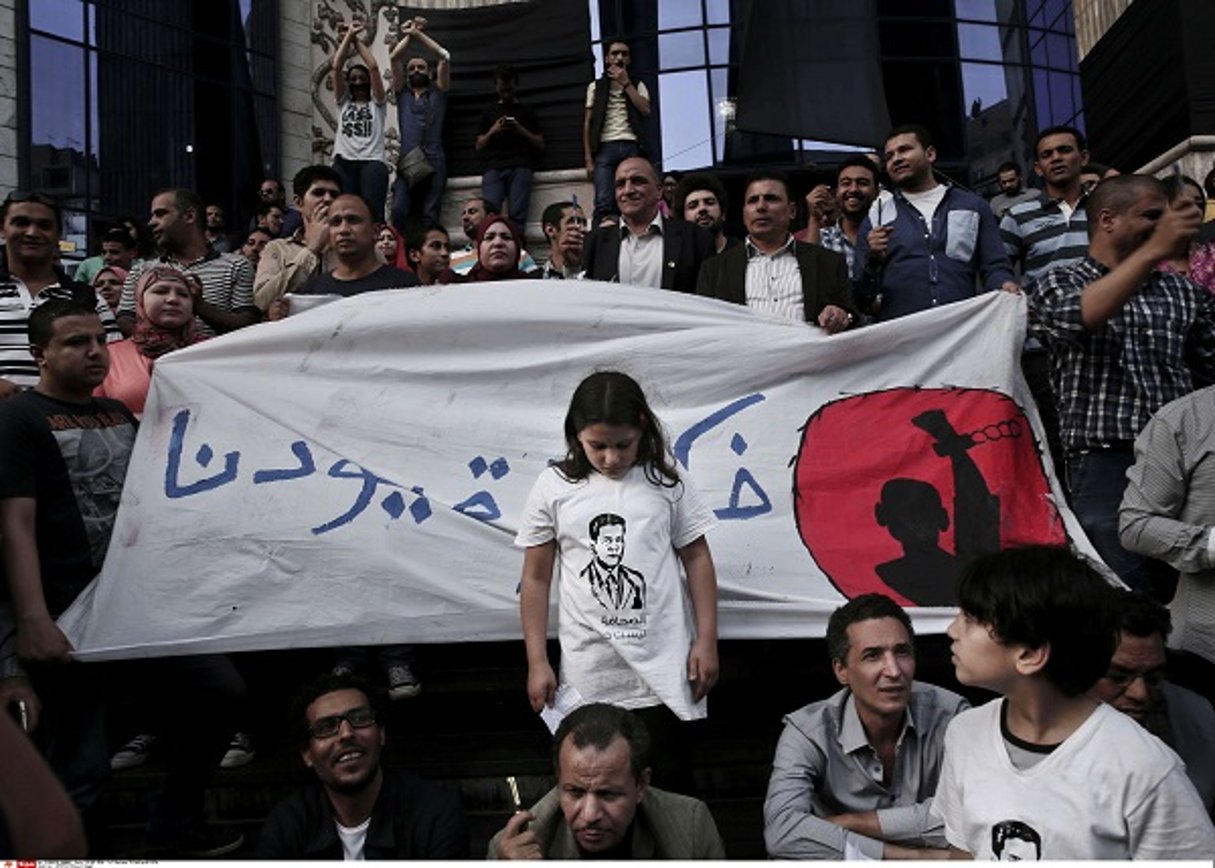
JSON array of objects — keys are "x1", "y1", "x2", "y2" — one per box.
[{"x1": 1028, "y1": 174, "x2": 1215, "y2": 600}]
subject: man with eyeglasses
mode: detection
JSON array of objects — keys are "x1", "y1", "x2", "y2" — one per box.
[
  {"x1": 256, "y1": 673, "x2": 468, "y2": 859},
  {"x1": 1089, "y1": 591, "x2": 1215, "y2": 814}
]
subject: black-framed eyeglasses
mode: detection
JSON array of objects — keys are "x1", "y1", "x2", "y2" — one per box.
[
  {"x1": 1101, "y1": 667, "x2": 1165, "y2": 692},
  {"x1": 308, "y1": 706, "x2": 376, "y2": 739}
]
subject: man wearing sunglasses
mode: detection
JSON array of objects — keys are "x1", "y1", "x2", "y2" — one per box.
[
  {"x1": 257, "y1": 673, "x2": 468, "y2": 859},
  {"x1": 1089, "y1": 592, "x2": 1215, "y2": 814}
]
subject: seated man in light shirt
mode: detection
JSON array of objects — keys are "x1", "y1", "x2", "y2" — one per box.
[{"x1": 763, "y1": 594, "x2": 968, "y2": 859}]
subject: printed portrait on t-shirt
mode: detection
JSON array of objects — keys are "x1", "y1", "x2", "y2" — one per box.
[
  {"x1": 991, "y1": 819, "x2": 1041, "y2": 861},
  {"x1": 581, "y1": 513, "x2": 646, "y2": 610},
  {"x1": 54, "y1": 424, "x2": 134, "y2": 568}
]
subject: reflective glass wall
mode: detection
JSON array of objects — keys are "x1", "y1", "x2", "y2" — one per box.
[
  {"x1": 587, "y1": 0, "x2": 1083, "y2": 190},
  {"x1": 22, "y1": 0, "x2": 279, "y2": 262}
]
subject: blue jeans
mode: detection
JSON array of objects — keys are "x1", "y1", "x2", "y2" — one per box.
[
  {"x1": 592, "y1": 140, "x2": 642, "y2": 225},
  {"x1": 481, "y1": 167, "x2": 534, "y2": 230},
  {"x1": 1065, "y1": 450, "x2": 1176, "y2": 600},
  {"x1": 391, "y1": 153, "x2": 447, "y2": 232},
  {"x1": 333, "y1": 155, "x2": 390, "y2": 225}
]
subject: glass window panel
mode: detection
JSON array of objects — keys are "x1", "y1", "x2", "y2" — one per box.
[
  {"x1": 1047, "y1": 71, "x2": 1073, "y2": 125},
  {"x1": 30, "y1": 0, "x2": 84, "y2": 41},
  {"x1": 706, "y1": 0, "x2": 730, "y2": 26},
  {"x1": 1028, "y1": 31, "x2": 1048, "y2": 66},
  {"x1": 30, "y1": 35, "x2": 87, "y2": 195},
  {"x1": 1043, "y1": 0, "x2": 1068, "y2": 30},
  {"x1": 961, "y1": 62, "x2": 1008, "y2": 113},
  {"x1": 711, "y1": 67, "x2": 729, "y2": 163},
  {"x1": 1046, "y1": 33, "x2": 1072, "y2": 70},
  {"x1": 957, "y1": 23, "x2": 1002, "y2": 61},
  {"x1": 89, "y1": 49, "x2": 100, "y2": 164},
  {"x1": 1033, "y1": 67, "x2": 1051, "y2": 130},
  {"x1": 659, "y1": 71, "x2": 712, "y2": 170},
  {"x1": 588, "y1": 0, "x2": 602, "y2": 44},
  {"x1": 707, "y1": 26, "x2": 730, "y2": 66},
  {"x1": 658, "y1": 0, "x2": 703, "y2": 31},
  {"x1": 955, "y1": 0, "x2": 998, "y2": 23},
  {"x1": 659, "y1": 30, "x2": 705, "y2": 69}
]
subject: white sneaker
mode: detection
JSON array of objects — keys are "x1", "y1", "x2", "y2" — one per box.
[
  {"x1": 111, "y1": 733, "x2": 156, "y2": 770},
  {"x1": 219, "y1": 731, "x2": 255, "y2": 769},
  {"x1": 385, "y1": 664, "x2": 421, "y2": 700}
]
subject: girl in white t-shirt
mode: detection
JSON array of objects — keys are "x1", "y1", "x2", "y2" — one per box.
[{"x1": 516, "y1": 371, "x2": 720, "y2": 790}]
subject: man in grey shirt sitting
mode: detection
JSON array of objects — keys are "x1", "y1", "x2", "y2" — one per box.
[{"x1": 764, "y1": 594, "x2": 968, "y2": 859}]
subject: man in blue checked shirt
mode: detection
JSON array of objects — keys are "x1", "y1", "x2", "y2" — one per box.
[{"x1": 853, "y1": 125, "x2": 1018, "y2": 321}]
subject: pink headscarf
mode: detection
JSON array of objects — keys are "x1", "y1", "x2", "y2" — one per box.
[{"x1": 131, "y1": 265, "x2": 202, "y2": 359}]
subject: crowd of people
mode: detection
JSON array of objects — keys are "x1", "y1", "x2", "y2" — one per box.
[{"x1": 1, "y1": 22, "x2": 1215, "y2": 862}]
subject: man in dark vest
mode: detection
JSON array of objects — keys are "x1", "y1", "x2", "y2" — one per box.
[{"x1": 582, "y1": 39, "x2": 651, "y2": 226}]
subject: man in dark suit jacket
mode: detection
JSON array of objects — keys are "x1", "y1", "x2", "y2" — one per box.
[
  {"x1": 580, "y1": 156, "x2": 715, "y2": 294},
  {"x1": 697, "y1": 171, "x2": 858, "y2": 332}
]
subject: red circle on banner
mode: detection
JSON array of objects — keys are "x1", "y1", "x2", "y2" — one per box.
[{"x1": 794, "y1": 387, "x2": 1067, "y2": 606}]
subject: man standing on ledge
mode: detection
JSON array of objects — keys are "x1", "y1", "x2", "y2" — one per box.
[{"x1": 583, "y1": 39, "x2": 651, "y2": 226}]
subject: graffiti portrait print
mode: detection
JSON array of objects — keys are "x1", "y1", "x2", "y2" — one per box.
[
  {"x1": 581, "y1": 513, "x2": 647, "y2": 610},
  {"x1": 794, "y1": 387, "x2": 1068, "y2": 607}
]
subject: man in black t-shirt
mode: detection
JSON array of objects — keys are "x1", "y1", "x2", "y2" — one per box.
[
  {"x1": 293, "y1": 194, "x2": 419, "y2": 302},
  {"x1": 475, "y1": 64, "x2": 544, "y2": 232},
  {"x1": 0, "y1": 301, "x2": 248, "y2": 856},
  {"x1": 0, "y1": 300, "x2": 136, "y2": 818}
]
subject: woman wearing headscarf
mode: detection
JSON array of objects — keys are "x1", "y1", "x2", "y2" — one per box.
[
  {"x1": 95, "y1": 266, "x2": 201, "y2": 417},
  {"x1": 467, "y1": 214, "x2": 533, "y2": 281},
  {"x1": 92, "y1": 265, "x2": 128, "y2": 313}
]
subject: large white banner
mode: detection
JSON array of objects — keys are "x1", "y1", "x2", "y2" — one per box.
[{"x1": 60, "y1": 282, "x2": 1095, "y2": 660}]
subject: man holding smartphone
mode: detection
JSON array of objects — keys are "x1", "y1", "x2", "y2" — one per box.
[{"x1": 476, "y1": 64, "x2": 544, "y2": 232}]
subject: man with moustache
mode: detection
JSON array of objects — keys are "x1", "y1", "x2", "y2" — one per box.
[
  {"x1": 295, "y1": 194, "x2": 419, "y2": 298},
  {"x1": 490, "y1": 703, "x2": 723, "y2": 859},
  {"x1": 257, "y1": 674, "x2": 468, "y2": 858},
  {"x1": 696, "y1": 171, "x2": 858, "y2": 332}
]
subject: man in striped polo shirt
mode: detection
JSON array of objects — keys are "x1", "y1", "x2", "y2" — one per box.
[
  {"x1": 117, "y1": 188, "x2": 258, "y2": 338},
  {"x1": 1001, "y1": 126, "x2": 1090, "y2": 282},
  {"x1": 0, "y1": 191, "x2": 121, "y2": 397},
  {"x1": 1000, "y1": 126, "x2": 1091, "y2": 473}
]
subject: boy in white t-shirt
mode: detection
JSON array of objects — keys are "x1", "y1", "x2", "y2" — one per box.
[{"x1": 934, "y1": 545, "x2": 1215, "y2": 859}]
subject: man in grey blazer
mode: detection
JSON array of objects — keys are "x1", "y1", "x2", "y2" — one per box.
[
  {"x1": 580, "y1": 156, "x2": 715, "y2": 294},
  {"x1": 697, "y1": 171, "x2": 858, "y2": 332}
]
